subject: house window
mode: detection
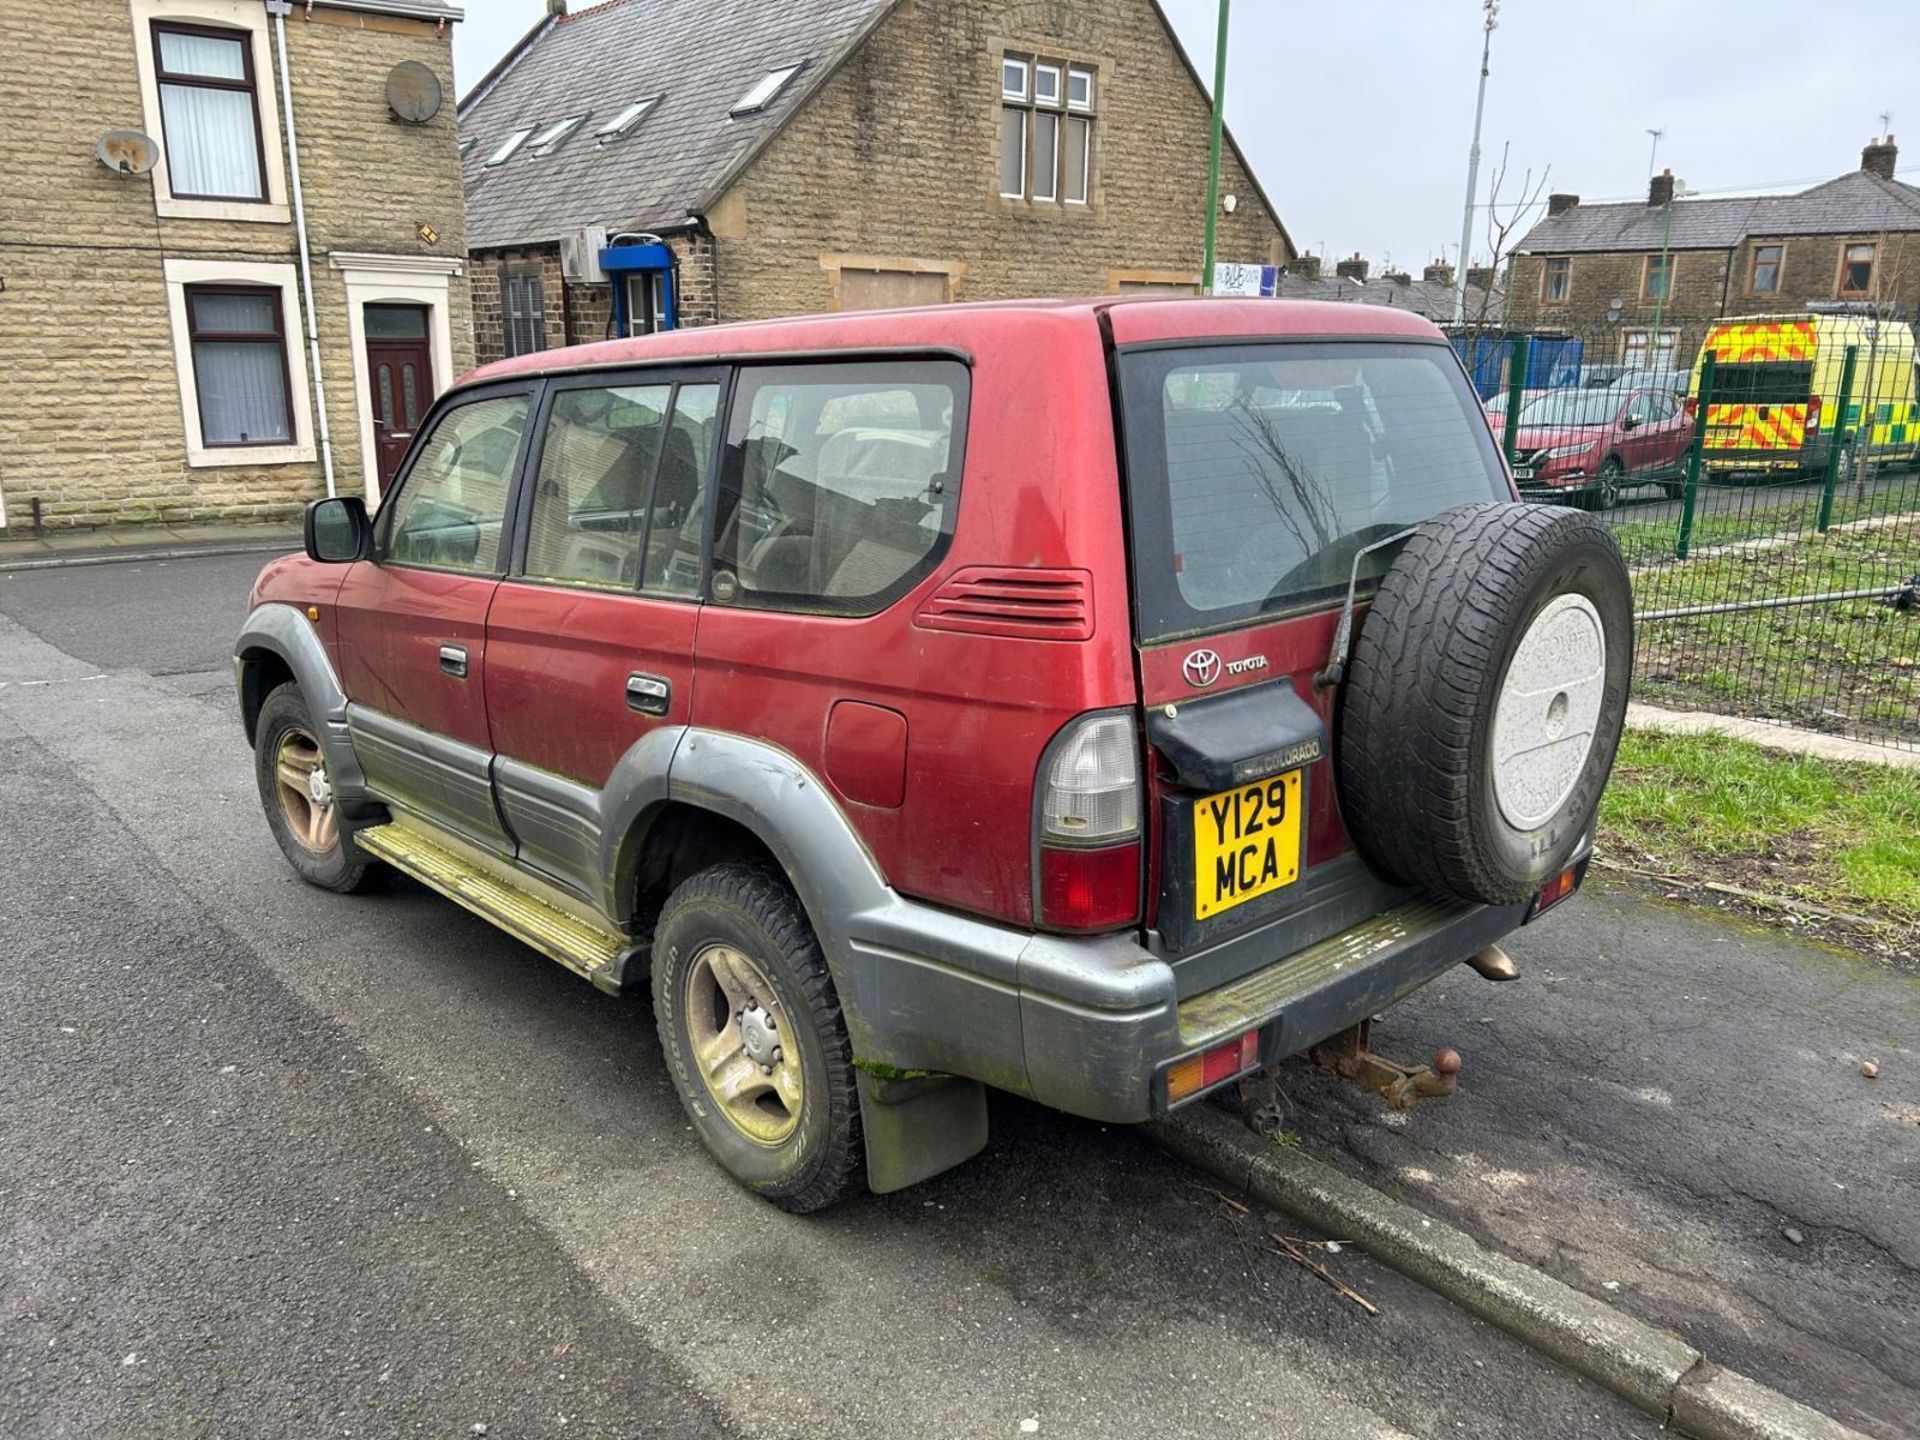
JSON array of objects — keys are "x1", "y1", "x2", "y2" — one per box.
[
  {"x1": 597, "y1": 97, "x2": 658, "y2": 143},
  {"x1": 1000, "y1": 53, "x2": 1095, "y2": 204},
  {"x1": 1840, "y1": 242, "x2": 1876, "y2": 296},
  {"x1": 151, "y1": 22, "x2": 266, "y2": 201},
  {"x1": 1641, "y1": 253, "x2": 1673, "y2": 303},
  {"x1": 183, "y1": 285, "x2": 292, "y2": 445},
  {"x1": 732, "y1": 64, "x2": 804, "y2": 116},
  {"x1": 1749, "y1": 243, "x2": 1783, "y2": 294},
  {"x1": 501, "y1": 271, "x2": 546, "y2": 357},
  {"x1": 528, "y1": 114, "x2": 587, "y2": 156},
  {"x1": 486, "y1": 126, "x2": 535, "y2": 166},
  {"x1": 1622, "y1": 329, "x2": 1679, "y2": 371},
  {"x1": 1541, "y1": 256, "x2": 1571, "y2": 301}
]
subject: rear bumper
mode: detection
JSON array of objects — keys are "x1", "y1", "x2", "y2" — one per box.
[{"x1": 848, "y1": 885, "x2": 1531, "y2": 1125}]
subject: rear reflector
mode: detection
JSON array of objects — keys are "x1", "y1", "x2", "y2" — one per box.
[
  {"x1": 1165, "y1": 1031, "x2": 1261, "y2": 1106},
  {"x1": 1528, "y1": 859, "x2": 1585, "y2": 919},
  {"x1": 1039, "y1": 841, "x2": 1141, "y2": 931}
]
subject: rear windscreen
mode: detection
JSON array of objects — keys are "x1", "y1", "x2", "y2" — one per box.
[
  {"x1": 1704, "y1": 360, "x2": 1814, "y2": 406},
  {"x1": 1118, "y1": 341, "x2": 1510, "y2": 641}
]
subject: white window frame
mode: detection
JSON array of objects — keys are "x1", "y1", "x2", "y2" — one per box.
[
  {"x1": 128, "y1": 0, "x2": 289, "y2": 223},
  {"x1": 486, "y1": 125, "x2": 536, "y2": 166},
  {"x1": 597, "y1": 97, "x2": 658, "y2": 142},
  {"x1": 1034, "y1": 62, "x2": 1062, "y2": 106},
  {"x1": 329, "y1": 252, "x2": 463, "y2": 506},
  {"x1": 1001, "y1": 57, "x2": 1030, "y2": 101},
  {"x1": 732, "y1": 63, "x2": 804, "y2": 117},
  {"x1": 163, "y1": 258, "x2": 314, "y2": 468},
  {"x1": 1067, "y1": 65, "x2": 1094, "y2": 112},
  {"x1": 999, "y1": 108, "x2": 1028, "y2": 200}
]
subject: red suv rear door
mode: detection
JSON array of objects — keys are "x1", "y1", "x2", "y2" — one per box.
[{"x1": 482, "y1": 370, "x2": 723, "y2": 898}]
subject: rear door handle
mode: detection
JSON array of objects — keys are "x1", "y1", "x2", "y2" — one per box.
[
  {"x1": 439, "y1": 644, "x2": 469, "y2": 679},
  {"x1": 626, "y1": 673, "x2": 670, "y2": 716}
]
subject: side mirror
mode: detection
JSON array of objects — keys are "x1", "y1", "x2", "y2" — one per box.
[
  {"x1": 1622, "y1": 413, "x2": 1644, "y2": 431},
  {"x1": 305, "y1": 496, "x2": 372, "y2": 564}
]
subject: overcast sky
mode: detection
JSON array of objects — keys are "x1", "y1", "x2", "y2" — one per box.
[{"x1": 452, "y1": 0, "x2": 1918, "y2": 273}]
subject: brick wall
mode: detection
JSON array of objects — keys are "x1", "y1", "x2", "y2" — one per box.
[
  {"x1": 470, "y1": 230, "x2": 719, "y2": 365},
  {"x1": 711, "y1": 0, "x2": 1288, "y2": 320},
  {"x1": 0, "y1": 3, "x2": 469, "y2": 531},
  {"x1": 470, "y1": 245, "x2": 568, "y2": 360}
]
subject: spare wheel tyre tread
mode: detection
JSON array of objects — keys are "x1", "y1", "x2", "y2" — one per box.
[{"x1": 1337, "y1": 503, "x2": 1632, "y2": 905}]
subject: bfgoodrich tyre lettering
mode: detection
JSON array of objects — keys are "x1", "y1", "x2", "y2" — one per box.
[{"x1": 1336, "y1": 503, "x2": 1633, "y2": 905}]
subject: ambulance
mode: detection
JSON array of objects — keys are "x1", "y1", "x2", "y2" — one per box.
[{"x1": 1687, "y1": 312, "x2": 1920, "y2": 476}]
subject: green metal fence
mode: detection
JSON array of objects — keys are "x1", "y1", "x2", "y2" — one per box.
[{"x1": 1461, "y1": 317, "x2": 1920, "y2": 746}]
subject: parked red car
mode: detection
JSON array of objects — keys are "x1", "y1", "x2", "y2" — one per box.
[
  {"x1": 1509, "y1": 385, "x2": 1692, "y2": 508},
  {"x1": 237, "y1": 298, "x2": 1632, "y2": 1210}
]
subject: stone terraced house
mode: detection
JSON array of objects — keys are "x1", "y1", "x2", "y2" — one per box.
[
  {"x1": 458, "y1": 0, "x2": 1292, "y2": 365},
  {"x1": 0, "y1": 0, "x2": 472, "y2": 531},
  {"x1": 1505, "y1": 138, "x2": 1920, "y2": 374}
]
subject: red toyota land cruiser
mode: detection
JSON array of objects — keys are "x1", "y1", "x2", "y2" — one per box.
[{"x1": 236, "y1": 297, "x2": 1631, "y2": 1211}]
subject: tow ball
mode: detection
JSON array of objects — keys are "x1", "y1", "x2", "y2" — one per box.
[{"x1": 1307, "y1": 1020, "x2": 1462, "y2": 1111}]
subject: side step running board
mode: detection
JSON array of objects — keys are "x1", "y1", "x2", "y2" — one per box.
[{"x1": 354, "y1": 822, "x2": 636, "y2": 995}]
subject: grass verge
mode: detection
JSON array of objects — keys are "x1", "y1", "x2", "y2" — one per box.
[
  {"x1": 1598, "y1": 728, "x2": 1920, "y2": 963},
  {"x1": 1627, "y1": 524, "x2": 1920, "y2": 736}
]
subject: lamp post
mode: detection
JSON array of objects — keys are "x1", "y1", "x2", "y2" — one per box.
[
  {"x1": 1452, "y1": 0, "x2": 1499, "y2": 324},
  {"x1": 1200, "y1": 0, "x2": 1230, "y2": 293}
]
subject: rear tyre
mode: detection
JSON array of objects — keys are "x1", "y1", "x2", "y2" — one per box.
[
  {"x1": 253, "y1": 682, "x2": 372, "y2": 893},
  {"x1": 1586, "y1": 457, "x2": 1624, "y2": 511},
  {"x1": 1337, "y1": 503, "x2": 1633, "y2": 906},
  {"x1": 652, "y1": 863, "x2": 863, "y2": 1213}
]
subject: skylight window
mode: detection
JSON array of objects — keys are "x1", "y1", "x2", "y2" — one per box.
[
  {"x1": 731, "y1": 63, "x2": 804, "y2": 117},
  {"x1": 485, "y1": 125, "x2": 535, "y2": 166},
  {"x1": 529, "y1": 113, "x2": 587, "y2": 156},
  {"x1": 597, "y1": 97, "x2": 659, "y2": 143}
]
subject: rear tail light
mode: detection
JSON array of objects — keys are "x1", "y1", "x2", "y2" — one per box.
[
  {"x1": 1683, "y1": 395, "x2": 1698, "y2": 419},
  {"x1": 1808, "y1": 395, "x2": 1824, "y2": 429},
  {"x1": 1527, "y1": 856, "x2": 1588, "y2": 920},
  {"x1": 1165, "y1": 1031, "x2": 1261, "y2": 1106},
  {"x1": 1036, "y1": 713, "x2": 1142, "y2": 931}
]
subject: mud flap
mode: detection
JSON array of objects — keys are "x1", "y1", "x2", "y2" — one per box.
[{"x1": 856, "y1": 1069, "x2": 989, "y2": 1194}]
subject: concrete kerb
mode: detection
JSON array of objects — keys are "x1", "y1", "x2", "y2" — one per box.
[
  {"x1": 0, "y1": 540, "x2": 298, "y2": 573},
  {"x1": 1152, "y1": 1104, "x2": 1871, "y2": 1440},
  {"x1": 1626, "y1": 703, "x2": 1920, "y2": 769}
]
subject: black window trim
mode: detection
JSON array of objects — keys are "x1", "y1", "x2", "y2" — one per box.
[
  {"x1": 372, "y1": 378, "x2": 543, "y2": 579},
  {"x1": 506, "y1": 363, "x2": 733, "y2": 600},
  {"x1": 708, "y1": 355, "x2": 974, "y2": 619},
  {"x1": 1112, "y1": 335, "x2": 1511, "y2": 646},
  {"x1": 150, "y1": 19, "x2": 271, "y2": 204},
  {"x1": 182, "y1": 281, "x2": 295, "y2": 448}
]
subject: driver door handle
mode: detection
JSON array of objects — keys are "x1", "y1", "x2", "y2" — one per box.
[
  {"x1": 626, "y1": 673, "x2": 670, "y2": 716},
  {"x1": 439, "y1": 644, "x2": 469, "y2": 679}
]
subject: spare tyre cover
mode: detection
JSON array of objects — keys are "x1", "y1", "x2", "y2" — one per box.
[{"x1": 1336, "y1": 502, "x2": 1632, "y2": 906}]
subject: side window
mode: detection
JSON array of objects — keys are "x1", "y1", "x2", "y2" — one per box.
[
  {"x1": 522, "y1": 381, "x2": 717, "y2": 595},
  {"x1": 712, "y1": 361, "x2": 969, "y2": 614},
  {"x1": 380, "y1": 394, "x2": 529, "y2": 573}
]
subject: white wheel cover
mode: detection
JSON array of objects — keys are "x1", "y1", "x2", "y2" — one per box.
[{"x1": 1491, "y1": 593, "x2": 1607, "y2": 831}]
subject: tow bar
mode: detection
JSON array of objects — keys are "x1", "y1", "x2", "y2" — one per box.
[{"x1": 1308, "y1": 1020, "x2": 1462, "y2": 1110}]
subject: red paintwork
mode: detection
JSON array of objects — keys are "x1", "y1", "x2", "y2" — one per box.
[
  {"x1": 486, "y1": 581, "x2": 697, "y2": 786},
  {"x1": 1513, "y1": 386, "x2": 1691, "y2": 491},
  {"x1": 260, "y1": 296, "x2": 1462, "y2": 935}
]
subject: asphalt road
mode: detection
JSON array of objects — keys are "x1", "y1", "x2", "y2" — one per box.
[
  {"x1": 1, "y1": 553, "x2": 1914, "y2": 1438},
  {"x1": 1592, "y1": 459, "x2": 1919, "y2": 531}
]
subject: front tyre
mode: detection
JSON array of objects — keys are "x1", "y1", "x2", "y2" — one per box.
[
  {"x1": 253, "y1": 682, "x2": 372, "y2": 893},
  {"x1": 652, "y1": 863, "x2": 863, "y2": 1212},
  {"x1": 1587, "y1": 456, "x2": 1624, "y2": 511}
]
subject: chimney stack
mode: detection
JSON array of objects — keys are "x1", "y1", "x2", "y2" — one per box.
[
  {"x1": 1547, "y1": 192, "x2": 1580, "y2": 216},
  {"x1": 546, "y1": 0, "x2": 567, "y2": 15},
  {"x1": 1334, "y1": 252, "x2": 1370, "y2": 282},
  {"x1": 1466, "y1": 265, "x2": 1494, "y2": 291},
  {"x1": 1289, "y1": 252, "x2": 1323, "y2": 280},
  {"x1": 1648, "y1": 169, "x2": 1676, "y2": 207},
  {"x1": 1382, "y1": 268, "x2": 1412, "y2": 285},
  {"x1": 1863, "y1": 135, "x2": 1898, "y2": 180},
  {"x1": 1423, "y1": 260, "x2": 1455, "y2": 286}
]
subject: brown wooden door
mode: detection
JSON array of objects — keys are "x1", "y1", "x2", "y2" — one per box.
[{"x1": 365, "y1": 304, "x2": 433, "y2": 494}]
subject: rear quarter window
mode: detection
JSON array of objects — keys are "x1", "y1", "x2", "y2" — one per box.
[{"x1": 1118, "y1": 341, "x2": 1510, "y2": 641}]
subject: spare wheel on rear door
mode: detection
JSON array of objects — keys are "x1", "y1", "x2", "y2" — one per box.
[{"x1": 1336, "y1": 502, "x2": 1633, "y2": 906}]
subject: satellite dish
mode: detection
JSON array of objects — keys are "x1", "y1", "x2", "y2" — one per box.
[
  {"x1": 97, "y1": 129, "x2": 160, "y2": 175},
  {"x1": 386, "y1": 61, "x2": 443, "y2": 124}
]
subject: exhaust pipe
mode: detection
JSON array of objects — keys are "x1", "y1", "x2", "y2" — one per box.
[{"x1": 1465, "y1": 944, "x2": 1519, "y2": 982}]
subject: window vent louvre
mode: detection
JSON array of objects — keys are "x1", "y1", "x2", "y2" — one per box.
[{"x1": 915, "y1": 567, "x2": 1093, "y2": 641}]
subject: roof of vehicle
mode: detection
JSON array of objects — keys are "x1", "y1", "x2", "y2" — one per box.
[{"x1": 463, "y1": 296, "x2": 1448, "y2": 387}]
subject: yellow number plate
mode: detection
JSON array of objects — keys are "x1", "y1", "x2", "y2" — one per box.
[{"x1": 1192, "y1": 772, "x2": 1303, "y2": 920}]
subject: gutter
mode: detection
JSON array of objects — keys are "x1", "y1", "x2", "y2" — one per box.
[
  {"x1": 312, "y1": 0, "x2": 466, "y2": 21},
  {"x1": 264, "y1": 0, "x2": 337, "y2": 499}
]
